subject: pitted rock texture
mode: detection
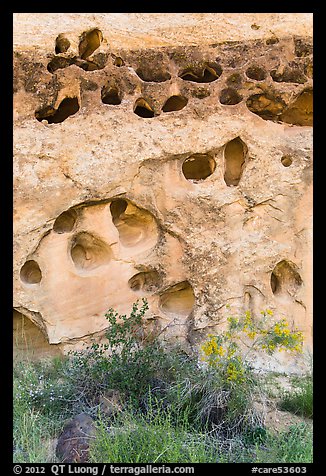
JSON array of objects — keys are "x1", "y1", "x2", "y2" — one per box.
[
  {"x1": 56, "y1": 413, "x2": 96, "y2": 463},
  {"x1": 13, "y1": 14, "x2": 313, "y2": 372}
]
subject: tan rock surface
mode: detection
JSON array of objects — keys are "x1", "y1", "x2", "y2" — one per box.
[
  {"x1": 13, "y1": 310, "x2": 61, "y2": 361},
  {"x1": 13, "y1": 13, "x2": 313, "y2": 371}
]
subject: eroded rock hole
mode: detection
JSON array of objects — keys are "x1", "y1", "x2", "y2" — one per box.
[
  {"x1": 134, "y1": 98, "x2": 154, "y2": 118},
  {"x1": 219, "y1": 88, "x2": 242, "y2": 105},
  {"x1": 47, "y1": 56, "x2": 73, "y2": 73},
  {"x1": 281, "y1": 155, "x2": 293, "y2": 167},
  {"x1": 128, "y1": 270, "x2": 162, "y2": 293},
  {"x1": 20, "y1": 260, "x2": 42, "y2": 284},
  {"x1": 162, "y1": 95, "x2": 188, "y2": 112},
  {"x1": 182, "y1": 154, "x2": 216, "y2": 181},
  {"x1": 266, "y1": 37, "x2": 279, "y2": 45},
  {"x1": 114, "y1": 56, "x2": 124, "y2": 67},
  {"x1": 35, "y1": 97, "x2": 80, "y2": 124},
  {"x1": 110, "y1": 199, "x2": 128, "y2": 220},
  {"x1": 53, "y1": 209, "x2": 77, "y2": 233},
  {"x1": 224, "y1": 137, "x2": 247, "y2": 186},
  {"x1": 78, "y1": 28, "x2": 103, "y2": 59},
  {"x1": 270, "y1": 67, "x2": 306, "y2": 84},
  {"x1": 271, "y1": 260, "x2": 303, "y2": 297},
  {"x1": 135, "y1": 67, "x2": 171, "y2": 83},
  {"x1": 70, "y1": 232, "x2": 112, "y2": 271},
  {"x1": 48, "y1": 54, "x2": 106, "y2": 73},
  {"x1": 110, "y1": 199, "x2": 157, "y2": 248},
  {"x1": 77, "y1": 59, "x2": 104, "y2": 71},
  {"x1": 101, "y1": 85, "x2": 121, "y2": 105},
  {"x1": 246, "y1": 65, "x2": 267, "y2": 81},
  {"x1": 280, "y1": 90, "x2": 313, "y2": 127},
  {"x1": 244, "y1": 291, "x2": 252, "y2": 310},
  {"x1": 294, "y1": 38, "x2": 312, "y2": 58},
  {"x1": 159, "y1": 281, "x2": 195, "y2": 317},
  {"x1": 246, "y1": 93, "x2": 286, "y2": 121},
  {"x1": 270, "y1": 273, "x2": 278, "y2": 294},
  {"x1": 55, "y1": 34, "x2": 70, "y2": 54},
  {"x1": 179, "y1": 63, "x2": 222, "y2": 83}
]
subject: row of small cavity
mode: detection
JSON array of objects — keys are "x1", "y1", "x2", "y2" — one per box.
[
  {"x1": 35, "y1": 82, "x2": 313, "y2": 124},
  {"x1": 49, "y1": 28, "x2": 312, "y2": 85}
]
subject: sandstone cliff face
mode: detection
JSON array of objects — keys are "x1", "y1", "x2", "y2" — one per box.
[{"x1": 13, "y1": 14, "x2": 313, "y2": 371}]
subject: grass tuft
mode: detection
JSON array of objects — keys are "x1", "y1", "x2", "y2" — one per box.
[{"x1": 278, "y1": 376, "x2": 313, "y2": 419}]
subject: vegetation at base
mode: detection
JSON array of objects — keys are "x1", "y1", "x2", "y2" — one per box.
[
  {"x1": 13, "y1": 300, "x2": 313, "y2": 463},
  {"x1": 254, "y1": 423, "x2": 313, "y2": 463},
  {"x1": 278, "y1": 374, "x2": 313, "y2": 419},
  {"x1": 89, "y1": 401, "x2": 219, "y2": 463},
  {"x1": 90, "y1": 412, "x2": 312, "y2": 464}
]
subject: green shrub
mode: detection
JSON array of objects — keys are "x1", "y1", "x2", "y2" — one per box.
[{"x1": 67, "y1": 299, "x2": 196, "y2": 408}]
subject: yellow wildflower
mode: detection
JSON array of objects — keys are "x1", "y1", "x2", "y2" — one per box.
[
  {"x1": 201, "y1": 337, "x2": 225, "y2": 360},
  {"x1": 246, "y1": 330, "x2": 257, "y2": 339},
  {"x1": 227, "y1": 347, "x2": 236, "y2": 358},
  {"x1": 291, "y1": 343, "x2": 303, "y2": 353}
]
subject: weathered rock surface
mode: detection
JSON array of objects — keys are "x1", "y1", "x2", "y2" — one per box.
[
  {"x1": 56, "y1": 413, "x2": 96, "y2": 463},
  {"x1": 13, "y1": 309, "x2": 61, "y2": 361},
  {"x1": 13, "y1": 14, "x2": 313, "y2": 372}
]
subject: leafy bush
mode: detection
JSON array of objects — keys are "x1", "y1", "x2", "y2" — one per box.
[{"x1": 66, "y1": 299, "x2": 195, "y2": 409}]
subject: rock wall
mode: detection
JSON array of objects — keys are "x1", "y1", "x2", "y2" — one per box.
[{"x1": 13, "y1": 14, "x2": 313, "y2": 371}]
